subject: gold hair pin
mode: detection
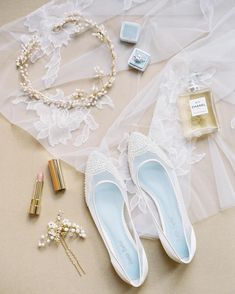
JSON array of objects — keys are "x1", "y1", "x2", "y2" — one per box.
[{"x1": 38, "y1": 210, "x2": 86, "y2": 276}]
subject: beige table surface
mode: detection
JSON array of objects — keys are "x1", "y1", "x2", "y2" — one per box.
[{"x1": 1, "y1": 1, "x2": 235, "y2": 294}]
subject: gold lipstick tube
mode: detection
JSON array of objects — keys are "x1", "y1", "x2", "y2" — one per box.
[
  {"x1": 29, "y1": 173, "x2": 44, "y2": 216},
  {"x1": 48, "y1": 159, "x2": 66, "y2": 192}
]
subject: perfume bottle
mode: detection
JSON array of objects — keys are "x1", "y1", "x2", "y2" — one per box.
[{"x1": 178, "y1": 77, "x2": 219, "y2": 139}]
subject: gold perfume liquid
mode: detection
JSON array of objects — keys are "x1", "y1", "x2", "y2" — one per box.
[{"x1": 178, "y1": 88, "x2": 219, "y2": 139}]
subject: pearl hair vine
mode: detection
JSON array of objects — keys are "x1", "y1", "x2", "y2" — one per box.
[{"x1": 16, "y1": 11, "x2": 117, "y2": 110}]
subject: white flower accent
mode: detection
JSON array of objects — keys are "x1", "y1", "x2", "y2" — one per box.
[
  {"x1": 12, "y1": 89, "x2": 99, "y2": 147},
  {"x1": 112, "y1": 133, "x2": 147, "y2": 214},
  {"x1": 130, "y1": 192, "x2": 147, "y2": 213},
  {"x1": 22, "y1": 0, "x2": 94, "y2": 88}
]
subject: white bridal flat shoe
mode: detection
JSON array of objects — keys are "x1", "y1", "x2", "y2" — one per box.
[
  {"x1": 128, "y1": 132, "x2": 196, "y2": 264},
  {"x1": 85, "y1": 151, "x2": 148, "y2": 287}
]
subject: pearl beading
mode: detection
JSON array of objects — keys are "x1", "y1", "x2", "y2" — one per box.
[
  {"x1": 38, "y1": 210, "x2": 86, "y2": 276},
  {"x1": 38, "y1": 210, "x2": 86, "y2": 248},
  {"x1": 16, "y1": 12, "x2": 117, "y2": 110}
]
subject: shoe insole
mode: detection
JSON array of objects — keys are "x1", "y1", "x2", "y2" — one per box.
[
  {"x1": 95, "y1": 182, "x2": 140, "y2": 282},
  {"x1": 138, "y1": 161, "x2": 189, "y2": 260}
]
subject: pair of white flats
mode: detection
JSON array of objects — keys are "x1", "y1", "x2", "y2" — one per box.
[{"x1": 85, "y1": 132, "x2": 196, "y2": 287}]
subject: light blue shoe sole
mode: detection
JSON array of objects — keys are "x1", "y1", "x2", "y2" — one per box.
[{"x1": 95, "y1": 181, "x2": 141, "y2": 282}]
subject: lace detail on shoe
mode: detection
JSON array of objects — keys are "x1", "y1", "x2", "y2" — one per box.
[
  {"x1": 128, "y1": 132, "x2": 148, "y2": 156},
  {"x1": 130, "y1": 188, "x2": 147, "y2": 213},
  {"x1": 86, "y1": 152, "x2": 126, "y2": 186},
  {"x1": 117, "y1": 127, "x2": 205, "y2": 215},
  {"x1": 85, "y1": 152, "x2": 127, "y2": 203},
  {"x1": 86, "y1": 153, "x2": 108, "y2": 175}
]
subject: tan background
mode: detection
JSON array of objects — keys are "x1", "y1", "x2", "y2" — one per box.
[{"x1": 0, "y1": 1, "x2": 235, "y2": 293}]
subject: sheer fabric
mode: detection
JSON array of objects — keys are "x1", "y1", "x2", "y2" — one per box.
[
  {"x1": 0, "y1": 0, "x2": 218, "y2": 161},
  {"x1": 99, "y1": 0, "x2": 235, "y2": 237},
  {"x1": 0, "y1": 0, "x2": 234, "y2": 237}
]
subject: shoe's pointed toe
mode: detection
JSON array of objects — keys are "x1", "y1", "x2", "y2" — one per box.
[
  {"x1": 128, "y1": 132, "x2": 148, "y2": 156},
  {"x1": 86, "y1": 151, "x2": 108, "y2": 175}
]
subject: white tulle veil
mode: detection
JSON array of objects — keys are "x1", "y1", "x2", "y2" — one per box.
[{"x1": 0, "y1": 0, "x2": 235, "y2": 237}]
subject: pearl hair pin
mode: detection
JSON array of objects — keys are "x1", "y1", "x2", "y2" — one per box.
[
  {"x1": 38, "y1": 210, "x2": 86, "y2": 276},
  {"x1": 16, "y1": 12, "x2": 117, "y2": 110}
]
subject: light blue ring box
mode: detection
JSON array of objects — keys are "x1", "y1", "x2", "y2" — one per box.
[
  {"x1": 128, "y1": 48, "x2": 151, "y2": 72},
  {"x1": 120, "y1": 21, "x2": 141, "y2": 44}
]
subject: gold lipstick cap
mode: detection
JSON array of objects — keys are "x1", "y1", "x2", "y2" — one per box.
[{"x1": 48, "y1": 159, "x2": 66, "y2": 192}]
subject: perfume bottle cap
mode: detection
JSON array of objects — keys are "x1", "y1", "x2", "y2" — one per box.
[{"x1": 48, "y1": 159, "x2": 66, "y2": 192}]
